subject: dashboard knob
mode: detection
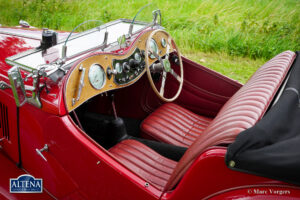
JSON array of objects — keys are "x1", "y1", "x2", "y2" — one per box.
[
  {"x1": 134, "y1": 52, "x2": 142, "y2": 62},
  {"x1": 123, "y1": 62, "x2": 130, "y2": 73},
  {"x1": 129, "y1": 58, "x2": 139, "y2": 69}
]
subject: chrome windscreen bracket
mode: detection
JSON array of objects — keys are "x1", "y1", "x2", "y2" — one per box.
[
  {"x1": 8, "y1": 66, "x2": 27, "y2": 107},
  {"x1": 26, "y1": 69, "x2": 42, "y2": 108},
  {"x1": 8, "y1": 66, "x2": 42, "y2": 108},
  {"x1": 0, "y1": 81, "x2": 11, "y2": 90}
]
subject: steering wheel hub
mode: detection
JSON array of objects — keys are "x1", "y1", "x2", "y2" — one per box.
[
  {"x1": 163, "y1": 59, "x2": 171, "y2": 72},
  {"x1": 145, "y1": 29, "x2": 184, "y2": 102}
]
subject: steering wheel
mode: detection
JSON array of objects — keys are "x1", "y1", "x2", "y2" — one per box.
[{"x1": 145, "y1": 29, "x2": 184, "y2": 102}]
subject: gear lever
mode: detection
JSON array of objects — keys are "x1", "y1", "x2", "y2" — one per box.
[
  {"x1": 108, "y1": 92, "x2": 128, "y2": 146},
  {"x1": 110, "y1": 93, "x2": 118, "y2": 119}
]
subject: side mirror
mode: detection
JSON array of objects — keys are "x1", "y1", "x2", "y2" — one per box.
[{"x1": 8, "y1": 66, "x2": 27, "y2": 107}]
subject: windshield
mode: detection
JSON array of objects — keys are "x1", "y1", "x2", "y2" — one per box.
[
  {"x1": 63, "y1": 20, "x2": 104, "y2": 59},
  {"x1": 7, "y1": 5, "x2": 161, "y2": 72},
  {"x1": 129, "y1": 4, "x2": 161, "y2": 35}
]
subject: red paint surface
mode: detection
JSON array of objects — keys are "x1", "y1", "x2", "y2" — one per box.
[
  {"x1": 0, "y1": 150, "x2": 54, "y2": 200},
  {"x1": 0, "y1": 28, "x2": 67, "y2": 116},
  {"x1": 0, "y1": 26, "x2": 299, "y2": 199},
  {"x1": 163, "y1": 148, "x2": 300, "y2": 200}
]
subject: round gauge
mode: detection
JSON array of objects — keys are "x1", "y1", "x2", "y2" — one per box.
[
  {"x1": 161, "y1": 38, "x2": 167, "y2": 48},
  {"x1": 115, "y1": 63, "x2": 122, "y2": 73},
  {"x1": 88, "y1": 64, "x2": 105, "y2": 90},
  {"x1": 149, "y1": 39, "x2": 158, "y2": 59},
  {"x1": 134, "y1": 52, "x2": 142, "y2": 63}
]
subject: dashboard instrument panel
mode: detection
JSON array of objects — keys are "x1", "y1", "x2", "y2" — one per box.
[{"x1": 64, "y1": 29, "x2": 173, "y2": 112}]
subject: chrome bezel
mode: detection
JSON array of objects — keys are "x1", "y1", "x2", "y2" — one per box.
[
  {"x1": 88, "y1": 64, "x2": 106, "y2": 90},
  {"x1": 161, "y1": 38, "x2": 167, "y2": 48},
  {"x1": 149, "y1": 39, "x2": 158, "y2": 59},
  {"x1": 115, "y1": 62, "x2": 123, "y2": 73},
  {"x1": 134, "y1": 52, "x2": 142, "y2": 63}
]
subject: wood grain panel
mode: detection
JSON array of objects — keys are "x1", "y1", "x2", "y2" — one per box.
[{"x1": 65, "y1": 29, "x2": 173, "y2": 112}]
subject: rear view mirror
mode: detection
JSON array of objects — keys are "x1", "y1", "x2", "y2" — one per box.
[{"x1": 8, "y1": 66, "x2": 27, "y2": 107}]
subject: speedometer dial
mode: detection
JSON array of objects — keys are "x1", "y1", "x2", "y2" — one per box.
[{"x1": 88, "y1": 64, "x2": 106, "y2": 90}]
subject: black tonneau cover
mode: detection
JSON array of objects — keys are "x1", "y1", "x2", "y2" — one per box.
[{"x1": 226, "y1": 51, "x2": 300, "y2": 186}]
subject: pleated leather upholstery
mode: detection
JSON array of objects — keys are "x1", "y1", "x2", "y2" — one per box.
[
  {"x1": 109, "y1": 51, "x2": 296, "y2": 192},
  {"x1": 141, "y1": 103, "x2": 212, "y2": 147},
  {"x1": 109, "y1": 139, "x2": 177, "y2": 190},
  {"x1": 164, "y1": 50, "x2": 296, "y2": 191}
]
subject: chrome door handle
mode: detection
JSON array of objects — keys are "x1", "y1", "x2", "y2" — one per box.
[{"x1": 36, "y1": 144, "x2": 48, "y2": 161}]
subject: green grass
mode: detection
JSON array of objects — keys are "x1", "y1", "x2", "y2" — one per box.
[
  {"x1": 0, "y1": 0, "x2": 299, "y2": 82},
  {"x1": 184, "y1": 51, "x2": 265, "y2": 83}
]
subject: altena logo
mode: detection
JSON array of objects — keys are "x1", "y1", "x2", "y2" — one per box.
[{"x1": 10, "y1": 174, "x2": 43, "y2": 193}]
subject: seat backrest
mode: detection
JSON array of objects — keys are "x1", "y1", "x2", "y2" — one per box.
[{"x1": 164, "y1": 51, "x2": 296, "y2": 191}]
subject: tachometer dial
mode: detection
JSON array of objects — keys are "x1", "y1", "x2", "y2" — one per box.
[
  {"x1": 149, "y1": 39, "x2": 158, "y2": 59},
  {"x1": 88, "y1": 64, "x2": 105, "y2": 90}
]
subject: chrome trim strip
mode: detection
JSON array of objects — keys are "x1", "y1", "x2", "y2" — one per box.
[{"x1": 0, "y1": 30, "x2": 41, "y2": 40}]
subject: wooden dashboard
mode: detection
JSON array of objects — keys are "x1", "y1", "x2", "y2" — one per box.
[{"x1": 64, "y1": 29, "x2": 171, "y2": 112}]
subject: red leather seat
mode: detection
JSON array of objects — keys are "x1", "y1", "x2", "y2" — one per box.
[
  {"x1": 141, "y1": 103, "x2": 212, "y2": 147},
  {"x1": 110, "y1": 51, "x2": 296, "y2": 191},
  {"x1": 141, "y1": 51, "x2": 296, "y2": 147},
  {"x1": 109, "y1": 139, "x2": 177, "y2": 190}
]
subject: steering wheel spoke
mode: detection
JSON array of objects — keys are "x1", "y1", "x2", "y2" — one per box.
[
  {"x1": 165, "y1": 43, "x2": 170, "y2": 60},
  {"x1": 170, "y1": 69, "x2": 182, "y2": 82},
  {"x1": 160, "y1": 71, "x2": 167, "y2": 96},
  {"x1": 145, "y1": 29, "x2": 184, "y2": 102}
]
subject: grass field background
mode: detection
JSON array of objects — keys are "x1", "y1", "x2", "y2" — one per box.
[{"x1": 0, "y1": 0, "x2": 299, "y2": 83}]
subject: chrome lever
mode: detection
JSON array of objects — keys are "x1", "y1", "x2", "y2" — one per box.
[
  {"x1": 76, "y1": 65, "x2": 85, "y2": 101},
  {"x1": 36, "y1": 144, "x2": 48, "y2": 162},
  {"x1": 72, "y1": 65, "x2": 86, "y2": 106}
]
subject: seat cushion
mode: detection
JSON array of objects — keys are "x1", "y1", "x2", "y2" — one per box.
[
  {"x1": 141, "y1": 103, "x2": 213, "y2": 147},
  {"x1": 109, "y1": 139, "x2": 177, "y2": 190},
  {"x1": 164, "y1": 50, "x2": 296, "y2": 191}
]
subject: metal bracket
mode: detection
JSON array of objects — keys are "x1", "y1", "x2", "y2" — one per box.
[
  {"x1": 152, "y1": 9, "x2": 161, "y2": 26},
  {"x1": 8, "y1": 66, "x2": 27, "y2": 107},
  {"x1": 8, "y1": 66, "x2": 42, "y2": 108},
  {"x1": 26, "y1": 69, "x2": 42, "y2": 108},
  {"x1": 101, "y1": 31, "x2": 109, "y2": 50},
  {"x1": 0, "y1": 81, "x2": 11, "y2": 90}
]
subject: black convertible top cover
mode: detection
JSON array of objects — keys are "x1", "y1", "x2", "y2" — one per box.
[{"x1": 226, "y1": 52, "x2": 300, "y2": 186}]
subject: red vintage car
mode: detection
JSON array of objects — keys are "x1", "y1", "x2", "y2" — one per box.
[{"x1": 0, "y1": 7, "x2": 299, "y2": 200}]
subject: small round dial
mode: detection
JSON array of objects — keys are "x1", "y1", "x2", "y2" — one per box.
[
  {"x1": 123, "y1": 62, "x2": 130, "y2": 73},
  {"x1": 149, "y1": 39, "x2": 158, "y2": 59},
  {"x1": 134, "y1": 52, "x2": 142, "y2": 63},
  {"x1": 161, "y1": 38, "x2": 167, "y2": 48},
  {"x1": 88, "y1": 64, "x2": 105, "y2": 90},
  {"x1": 115, "y1": 63, "x2": 122, "y2": 73}
]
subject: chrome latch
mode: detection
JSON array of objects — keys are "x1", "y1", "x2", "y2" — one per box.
[
  {"x1": 0, "y1": 81, "x2": 11, "y2": 90},
  {"x1": 36, "y1": 144, "x2": 49, "y2": 162}
]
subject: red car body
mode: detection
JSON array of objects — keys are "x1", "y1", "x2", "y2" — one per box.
[{"x1": 0, "y1": 23, "x2": 299, "y2": 200}]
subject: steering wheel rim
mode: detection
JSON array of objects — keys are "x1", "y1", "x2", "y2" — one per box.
[{"x1": 145, "y1": 29, "x2": 184, "y2": 102}]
